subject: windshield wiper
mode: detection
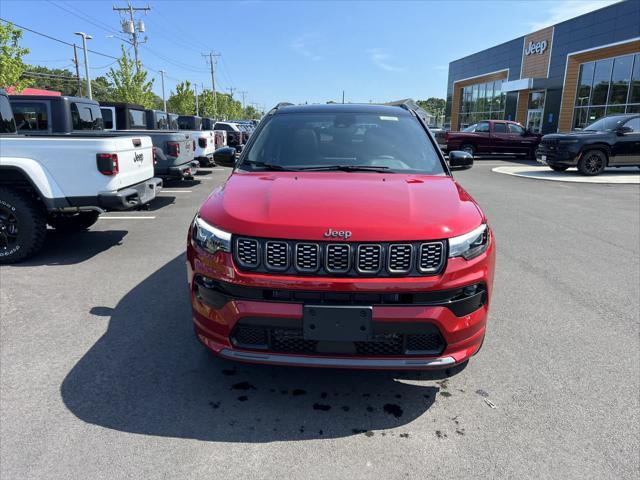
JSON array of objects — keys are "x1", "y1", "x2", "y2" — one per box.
[
  {"x1": 240, "y1": 160, "x2": 296, "y2": 171},
  {"x1": 296, "y1": 165, "x2": 393, "y2": 173}
]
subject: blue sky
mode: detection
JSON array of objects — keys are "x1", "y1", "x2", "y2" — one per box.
[{"x1": 1, "y1": 0, "x2": 620, "y2": 109}]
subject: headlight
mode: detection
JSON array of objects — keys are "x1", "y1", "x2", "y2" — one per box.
[
  {"x1": 448, "y1": 224, "x2": 489, "y2": 260},
  {"x1": 192, "y1": 216, "x2": 231, "y2": 255}
]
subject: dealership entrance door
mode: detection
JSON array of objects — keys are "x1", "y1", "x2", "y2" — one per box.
[{"x1": 526, "y1": 90, "x2": 546, "y2": 133}]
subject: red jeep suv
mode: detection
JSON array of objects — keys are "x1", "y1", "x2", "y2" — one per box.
[{"x1": 187, "y1": 102, "x2": 495, "y2": 370}]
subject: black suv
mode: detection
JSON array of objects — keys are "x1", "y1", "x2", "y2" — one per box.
[{"x1": 536, "y1": 114, "x2": 640, "y2": 175}]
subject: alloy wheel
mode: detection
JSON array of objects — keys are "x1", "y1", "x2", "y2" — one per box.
[{"x1": 0, "y1": 206, "x2": 19, "y2": 253}]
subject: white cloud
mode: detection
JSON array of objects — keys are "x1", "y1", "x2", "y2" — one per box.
[
  {"x1": 290, "y1": 34, "x2": 323, "y2": 61},
  {"x1": 528, "y1": 0, "x2": 621, "y2": 31},
  {"x1": 367, "y1": 48, "x2": 404, "y2": 72}
]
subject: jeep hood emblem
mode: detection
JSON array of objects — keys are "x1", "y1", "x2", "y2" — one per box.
[{"x1": 324, "y1": 228, "x2": 352, "y2": 240}]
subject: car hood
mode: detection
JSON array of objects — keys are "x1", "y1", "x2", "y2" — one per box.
[
  {"x1": 199, "y1": 172, "x2": 484, "y2": 241},
  {"x1": 543, "y1": 130, "x2": 606, "y2": 140}
]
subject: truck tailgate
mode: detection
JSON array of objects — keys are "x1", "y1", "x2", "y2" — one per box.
[{"x1": 108, "y1": 135, "x2": 155, "y2": 188}]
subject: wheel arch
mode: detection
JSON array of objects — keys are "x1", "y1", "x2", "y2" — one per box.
[
  {"x1": 0, "y1": 163, "x2": 68, "y2": 210},
  {"x1": 579, "y1": 144, "x2": 611, "y2": 164}
]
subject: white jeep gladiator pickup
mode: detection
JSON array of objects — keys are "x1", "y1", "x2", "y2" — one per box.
[
  {"x1": 177, "y1": 115, "x2": 217, "y2": 166},
  {"x1": 0, "y1": 90, "x2": 161, "y2": 264}
]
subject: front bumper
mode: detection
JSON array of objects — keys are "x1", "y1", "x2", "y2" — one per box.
[
  {"x1": 536, "y1": 145, "x2": 580, "y2": 166},
  {"x1": 187, "y1": 234, "x2": 495, "y2": 370},
  {"x1": 98, "y1": 177, "x2": 162, "y2": 211}
]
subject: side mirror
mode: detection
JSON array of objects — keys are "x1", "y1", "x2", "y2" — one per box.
[
  {"x1": 448, "y1": 150, "x2": 473, "y2": 171},
  {"x1": 617, "y1": 126, "x2": 632, "y2": 135},
  {"x1": 213, "y1": 146, "x2": 237, "y2": 167}
]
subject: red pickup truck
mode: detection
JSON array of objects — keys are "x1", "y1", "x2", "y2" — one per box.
[{"x1": 445, "y1": 120, "x2": 542, "y2": 158}]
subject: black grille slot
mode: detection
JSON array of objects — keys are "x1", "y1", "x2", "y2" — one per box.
[
  {"x1": 326, "y1": 244, "x2": 350, "y2": 273},
  {"x1": 388, "y1": 244, "x2": 413, "y2": 272},
  {"x1": 236, "y1": 238, "x2": 259, "y2": 267},
  {"x1": 270, "y1": 329, "x2": 317, "y2": 354},
  {"x1": 232, "y1": 325, "x2": 268, "y2": 347},
  {"x1": 355, "y1": 334, "x2": 403, "y2": 355},
  {"x1": 419, "y1": 242, "x2": 444, "y2": 273},
  {"x1": 406, "y1": 333, "x2": 445, "y2": 354},
  {"x1": 295, "y1": 243, "x2": 320, "y2": 272},
  {"x1": 357, "y1": 244, "x2": 382, "y2": 273},
  {"x1": 265, "y1": 241, "x2": 289, "y2": 270}
]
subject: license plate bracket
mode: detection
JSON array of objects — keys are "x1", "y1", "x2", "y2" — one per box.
[{"x1": 303, "y1": 305, "x2": 373, "y2": 341}]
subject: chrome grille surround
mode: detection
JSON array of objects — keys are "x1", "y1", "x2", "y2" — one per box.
[
  {"x1": 235, "y1": 238, "x2": 260, "y2": 268},
  {"x1": 325, "y1": 243, "x2": 351, "y2": 273},
  {"x1": 233, "y1": 236, "x2": 446, "y2": 277},
  {"x1": 295, "y1": 243, "x2": 320, "y2": 272},
  {"x1": 265, "y1": 241, "x2": 289, "y2": 270},
  {"x1": 356, "y1": 244, "x2": 382, "y2": 274},
  {"x1": 418, "y1": 242, "x2": 445, "y2": 273},
  {"x1": 388, "y1": 244, "x2": 413, "y2": 273}
]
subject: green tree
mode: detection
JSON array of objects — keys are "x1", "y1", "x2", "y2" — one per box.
[
  {"x1": 107, "y1": 45, "x2": 155, "y2": 108},
  {"x1": 167, "y1": 81, "x2": 195, "y2": 115},
  {"x1": 243, "y1": 105, "x2": 259, "y2": 120},
  {"x1": 24, "y1": 65, "x2": 78, "y2": 95},
  {"x1": 197, "y1": 89, "x2": 216, "y2": 117},
  {"x1": 416, "y1": 97, "x2": 446, "y2": 125},
  {"x1": 0, "y1": 22, "x2": 31, "y2": 91}
]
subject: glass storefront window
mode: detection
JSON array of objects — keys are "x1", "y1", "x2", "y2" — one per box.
[
  {"x1": 572, "y1": 53, "x2": 640, "y2": 130},
  {"x1": 591, "y1": 58, "x2": 613, "y2": 105},
  {"x1": 528, "y1": 91, "x2": 545, "y2": 109},
  {"x1": 575, "y1": 62, "x2": 595, "y2": 107},
  {"x1": 608, "y1": 55, "x2": 633, "y2": 104},
  {"x1": 457, "y1": 79, "x2": 505, "y2": 130}
]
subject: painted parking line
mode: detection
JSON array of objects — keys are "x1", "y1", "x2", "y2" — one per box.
[
  {"x1": 159, "y1": 190, "x2": 192, "y2": 193},
  {"x1": 99, "y1": 216, "x2": 156, "y2": 220}
]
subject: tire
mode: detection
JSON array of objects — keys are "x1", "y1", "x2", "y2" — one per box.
[
  {"x1": 0, "y1": 187, "x2": 47, "y2": 264},
  {"x1": 549, "y1": 165, "x2": 569, "y2": 172},
  {"x1": 47, "y1": 211, "x2": 100, "y2": 232},
  {"x1": 577, "y1": 150, "x2": 607, "y2": 176},
  {"x1": 460, "y1": 144, "x2": 475, "y2": 156}
]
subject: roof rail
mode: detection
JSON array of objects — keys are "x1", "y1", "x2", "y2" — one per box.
[
  {"x1": 386, "y1": 98, "x2": 433, "y2": 123},
  {"x1": 267, "y1": 102, "x2": 294, "y2": 115}
]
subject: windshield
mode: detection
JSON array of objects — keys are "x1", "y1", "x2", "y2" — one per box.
[
  {"x1": 239, "y1": 111, "x2": 445, "y2": 175},
  {"x1": 584, "y1": 116, "x2": 629, "y2": 131},
  {"x1": 463, "y1": 123, "x2": 477, "y2": 132}
]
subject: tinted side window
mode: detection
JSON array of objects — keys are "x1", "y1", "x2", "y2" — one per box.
[
  {"x1": 508, "y1": 123, "x2": 525, "y2": 134},
  {"x1": 0, "y1": 96, "x2": 17, "y2": 133},
  {"x1": 214, "y1": 123, "x2": 233, "y2": 132},
  {"x1": 101, "y1": 108, "x2": 114, "y2": 129},
  {"x1": 624, "y1": 117, "x2": 640, "y2": 132},
  {"x1": 13, "y1": 102, "x2": 49, "y2": 131},
  {"x1": 493, "y1": 122, "x2": 507, "y2": 133},
  {"x1": 156, "y1": 112, "x2": 168, "y2": 129},
  {"x1": 128, "y1": 109, "x2": 147, "y2": 129},
  {"x1": 476, "y1": 122, "x2": 490, "y2": 133},
  {"x1": 71, "y1": 102, "x2": 103, "y2": 130}
]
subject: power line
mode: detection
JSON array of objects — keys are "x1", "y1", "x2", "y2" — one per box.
[
  {"x1": 112, "y1": 2, "x2": 151, "y2": 72},
  {"x1": 0, "y1": 18, "x2": 119, "y2": 60},
  {"x1": 46, "y1": 0, "x2": 120, "y2": 35}
]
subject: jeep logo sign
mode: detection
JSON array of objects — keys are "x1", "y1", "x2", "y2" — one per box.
[
  {"x1": 133, "y1": 152, "x2": 144, "y2": 164},
  {"x1": 324, "y1": 228, "x2": 352, "y2": 240},
  {"x1": 524, "y1": 40, "x2": 548, "y2": 56}
]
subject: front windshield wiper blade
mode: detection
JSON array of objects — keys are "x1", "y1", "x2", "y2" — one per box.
[
  {"x1": 240, "y1": 160, "x2": 297, "y2": 171},
  {"x1": 296, "y1": 165, "x2": 393, "y2": 173}
]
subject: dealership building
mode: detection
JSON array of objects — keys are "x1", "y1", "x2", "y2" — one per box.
[{"x1": 445, "y1": 0, "x2": 640, "y2": 134}]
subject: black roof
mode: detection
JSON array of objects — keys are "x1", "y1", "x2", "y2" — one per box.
[
  {"x1": 272, "y1": 103, "x2": 413, "y2": 116},
  {"x1": 100, "y1": 101, "x2": 145, "y2": 110},
  {"x1": 9, "y1": 94, "x2": 98, "y2": 104}
]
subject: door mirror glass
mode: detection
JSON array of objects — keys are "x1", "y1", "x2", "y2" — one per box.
[
  {"x1": 617, "y1": 126, "x2": 633, "y2": 135},
  {"x1": 213, "y1": 146, "x2": 237, "y2": 167},
  {"x1": 448, "y1": 150, "x2": 473, "y2": 171}
]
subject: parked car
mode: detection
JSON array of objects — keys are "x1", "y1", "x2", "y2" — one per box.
[
  {"x1": 445, "y1": 120, "x2": 541, "y2": 158},
  {"x1": 202, "y1": 117, "x2": 227, "y2": 148},
  {"x1": 213, "y1": 121, "x2": 243, "y2": 149},
  {"x1": 536, "y1": 114, "x2": 640, "y2": 175},
  {"x1": 0, "y1": 90, "x2": 161, "y2": 264},
  {"x1": 177, "y1": 115, "x2": 217, "y2": 167},
  {"x1": 168, "y1": 113, "x2": 180, "y2": 130},
  {"x1": 188, "y1": 101, "x2": 495, "y2": 370},
  {"x1": 100, "y1": 102, "x2": 198, "y2": 181},
  {"x1": 428, "y1": 124, "x2": 448, "y2": 151}
]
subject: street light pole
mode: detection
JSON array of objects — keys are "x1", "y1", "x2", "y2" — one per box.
[
  {"x1": 74, "y1": 32, "x2": 93, "y2": 99},
  {"x1": 159, "y1": 69, "x2": 167, "y2": 112}
]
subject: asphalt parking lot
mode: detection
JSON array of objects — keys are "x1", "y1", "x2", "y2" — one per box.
[{"x1": 1, "y1": 160, "x2": 638, "y2": 479}]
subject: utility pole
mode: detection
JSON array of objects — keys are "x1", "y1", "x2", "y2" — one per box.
[
  {"x1": 227, "y1": 86, "x2": 236, "y2": 98},
  {"x1": 113, "y1": 2, "x2": 150, "y2": 72},
  {"x1": 202, "y1": 52, "x2": 221, "y2": 116},
  {"x1": 74, "y1": 32, "x2": 92, "y2": 99},
  {"x1": 342, "y1": 90, "x2": 345, "y2": 104},
  {"x1": 72, "y1": 44, "x2": 82, "y2": 96},
  {"x1": 194, "y1": 83, "x2": 199, "y2": 116},
  {"x1": 238, "y1": 90, "x2": 247, "y2": 109},
  {"x1": 159, "y1": 69, "x2": 167, "y2": 112}
]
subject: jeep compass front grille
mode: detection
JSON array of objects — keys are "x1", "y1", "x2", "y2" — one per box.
[{"x1": 233, "y1": 236, "x2": 446, "y2": 277}]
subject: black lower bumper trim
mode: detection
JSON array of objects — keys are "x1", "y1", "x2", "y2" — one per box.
[{"x1": 194, "y1": 277, "x2": 486, "y2": 317}]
